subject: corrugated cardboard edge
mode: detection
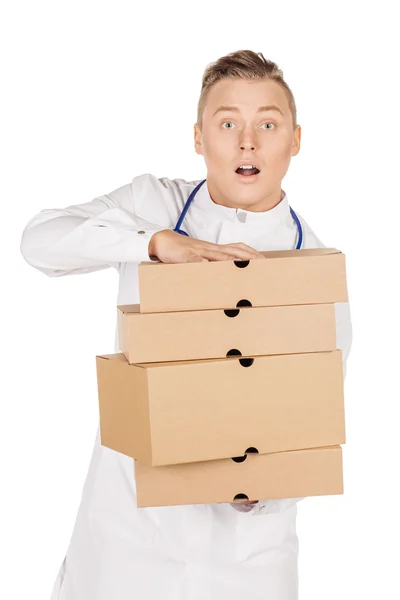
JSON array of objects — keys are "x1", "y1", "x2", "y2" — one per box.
[
  {"x1": 96, "y1": 354, "x2": 153, "y2": 465},
  {"x1": 118, "y1": 304, "x2": 141, "y2": 315}
]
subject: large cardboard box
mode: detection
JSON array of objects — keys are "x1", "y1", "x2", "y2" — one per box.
[
  {"x1": 118, "y1": 303, "x2": 337, "y2": 364},
  {"x1": 138, "y1": 248, "x2": 348, "y2": 313},
  {"x1": 134, "y1": 446, "x2": 343, "y2": 507},
  {"x1": 96, "y1": 351, "x2": 345, "y2": 466}
]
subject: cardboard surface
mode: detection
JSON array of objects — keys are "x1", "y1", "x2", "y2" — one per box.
[
  {"x1": 118, "y1": 303, "x2": 337, "y2": 363},
  {"x1": 96, "y1": 351, "x2": 345, "y2": 466},
  {"x1": 134, "y1": 446, "x2": 343, "y2": 507},
  {"x1": 138, "y1": 248, "x2": 348, "y2": 313}
]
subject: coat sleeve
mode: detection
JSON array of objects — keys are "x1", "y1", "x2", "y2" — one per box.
[
  {"x1": 20, "y1": 176, "x2": 168, "y2": 277},
  {"x1": 249, "y1": 219, "x2": 353, "y2": 517}
]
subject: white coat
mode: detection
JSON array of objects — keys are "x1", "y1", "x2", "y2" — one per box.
[{"x1": 20, "y1": 174, "x2": 352, "y2": 600}]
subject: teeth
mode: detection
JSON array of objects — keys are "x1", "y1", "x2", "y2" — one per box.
[{"x1": 239, "y1": 165, "x2": 256, "y2": 169}]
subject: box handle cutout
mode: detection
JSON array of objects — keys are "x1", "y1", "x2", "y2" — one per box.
[
  {"x1": 236, "y1": 299, "x2": 252, "y2": 307},
  {"x1": 226, "y1": 349, "x2": 242, "y2": 357},
  {"x1": 233, "y1": 493, "x2": 249, "y2": 502},
  {"x1": 231, "y1": 447, "x2": 259, "y2": 463},
  {"x1": 224, "y1": 309, "x2": 240, "y2": 318},
  {"x1": 232, "y1": 455, "x2": 247, "y2": 463},
  {"x1": 234, "y1": 260, "x2": 249, "y2": 268},
  {"x1": 239, "y1": 358, "x2": 254, "y2": 367}
]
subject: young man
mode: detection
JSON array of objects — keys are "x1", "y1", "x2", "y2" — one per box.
[{"x1": 20, "y1": 50, "x2": 352, "y2": 600}]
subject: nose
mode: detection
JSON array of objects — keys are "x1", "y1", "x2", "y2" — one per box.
[
  {"x1": 239, "y1": 127, "x2": 256, "y2": 151},
  {"x1": 240, "y1": 142, "x2": 255, "y2": 150}
]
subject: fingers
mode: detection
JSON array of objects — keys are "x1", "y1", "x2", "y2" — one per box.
[
  {"x1": 226, "y1": 243, "x2": 264, "y2": 259},
  {"x1": 184, "y1": 246, "x2": 260, "y2": 263},
  {"x1": 198, "y1": 243, "x2": 261, "y2": 261},
  {"x1": 201, "y1": 249, "x2": 246, "y2": 262},
  {"x1": 222, "y1": 247, "x2": 262, "y2": 260},
  {"x1": 199, "y1": 240, "x2": 262, "y2": 259},
  {"x1": 186, "y1": 255, "x2": 209, "y2": 263},
  {"x1": 217, "y1": 243, "x2": 263, "y2": 260},
  {"x1": 158, "y1": 233, "x2": 263, "y2": 264},
  {"x1": 230, "y1": 502, "x2": 258, "y2": 513}
]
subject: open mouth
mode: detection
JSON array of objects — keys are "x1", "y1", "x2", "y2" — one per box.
[{"x1": 235, "y1": 165, "x2": 260, "y2": 177}]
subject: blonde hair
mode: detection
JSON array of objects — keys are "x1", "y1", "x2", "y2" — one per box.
[{"x1": 197, "y1": 50, "x2": 297, "y2": 130}]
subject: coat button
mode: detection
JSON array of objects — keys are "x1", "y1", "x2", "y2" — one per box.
[{"x1": 137, "y1": 230, "x2": 146, "y2": 234}]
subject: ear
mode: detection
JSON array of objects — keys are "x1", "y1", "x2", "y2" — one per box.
[
  {"x1": 194, "y1": 123, "x2": 203, "y2": 156},
  {"x1": 291, "y1": 125, "x2": 301, "y2": 157}
]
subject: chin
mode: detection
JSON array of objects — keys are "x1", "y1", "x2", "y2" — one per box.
[
  {"x1": 232, "y1": 182, "x2": 265, "y2": 198},
  {"x1": 231, "y1": 194, "x2": 263, "y2": 209}
]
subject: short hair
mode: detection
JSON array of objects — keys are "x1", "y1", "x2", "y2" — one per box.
[{"x1": 197, "y1": 50, "x2": 297, "y2": 130}]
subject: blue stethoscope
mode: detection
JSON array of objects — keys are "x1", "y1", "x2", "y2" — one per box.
[{"x1": 173, "y1": 179, "x2": 303, "y2": 249}]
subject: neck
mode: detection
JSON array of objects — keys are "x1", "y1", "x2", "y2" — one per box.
[{"x1": 207, "y1": 179, "x2": 283, "y2": 212}]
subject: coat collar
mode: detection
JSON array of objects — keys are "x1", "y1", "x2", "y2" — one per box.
[{"x1": 194, "y1": 179, "x2": 292, "y2": 227}]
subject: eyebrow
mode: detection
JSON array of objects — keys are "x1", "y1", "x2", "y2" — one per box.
[{"x1": 213, "y1": 104, "x2": 284, "y2": 117}]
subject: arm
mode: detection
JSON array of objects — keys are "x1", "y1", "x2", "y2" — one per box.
[
  {"x1": 20, "y1": 174, "x2": 265, "y2": 277},
  {"x1": 20, "y1": 178, "x2": 167, "y2": 277}
]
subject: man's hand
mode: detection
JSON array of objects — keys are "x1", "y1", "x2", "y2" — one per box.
[
  {"x1": 149, "y1": 229, "x2": 262, "y2": 513},
  {"x1": 230, "y1": 500, "x2": 259, "y2": 513},
  {"x1": 148, "y1": 229, "x2": 264, "y2": 263}
]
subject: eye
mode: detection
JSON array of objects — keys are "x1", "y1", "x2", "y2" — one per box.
[
  {"x1": 261, "y1": 123, "x2": 275, "y2": 130},
  {"x1": 222, "y1": 121, "x2": 236, "y2": 129}
]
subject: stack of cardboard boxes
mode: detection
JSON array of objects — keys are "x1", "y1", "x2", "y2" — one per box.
[{"x1": 96, "y1": 248, "x2": 348, "y2": 508}]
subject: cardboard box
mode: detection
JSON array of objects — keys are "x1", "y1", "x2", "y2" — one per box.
[
  {"x1": 96, "y1": 351, "x2": 345, "y2": 466},
  {"x1": 138, "y1": 248, "x2": 348, "y2": 313},
  {"x1": 134, "y1": 445, "x2": 343, "y2": 507},
  {"x1": 118, "y1": 303, "x2": 337, "y2": 364}
]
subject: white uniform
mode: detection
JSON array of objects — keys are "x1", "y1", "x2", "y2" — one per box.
[{"x1": 20, "y1": 174, "x2": 352, "y2": 600}]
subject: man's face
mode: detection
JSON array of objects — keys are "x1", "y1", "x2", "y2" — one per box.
[{"x1": 194, "y1": 78, "x2": 301, "y2": 211}]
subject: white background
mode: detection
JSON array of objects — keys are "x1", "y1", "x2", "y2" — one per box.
[{"x1": 1, "y1": 1, "x2": 399, "y2": 598}]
